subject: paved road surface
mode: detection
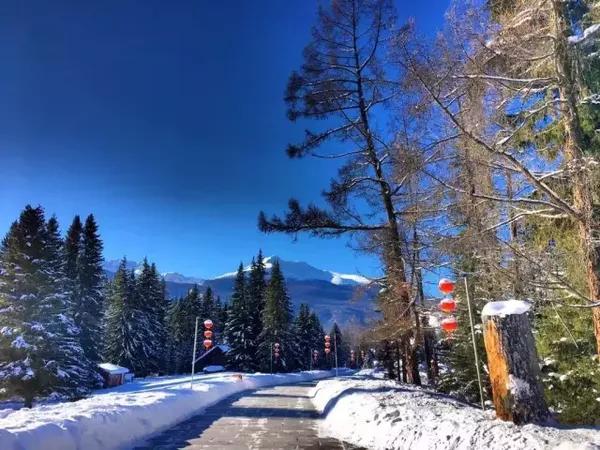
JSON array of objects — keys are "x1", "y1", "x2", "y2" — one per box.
[{"x1": 133, "y1": 380, "x2": 362, "y2": 450}]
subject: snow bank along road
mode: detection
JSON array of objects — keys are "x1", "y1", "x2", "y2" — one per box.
[
  {"x1": 312, "y1": 376, "x2": 600, "y2": 450},
  {"x1": 0, "y1": 370, "x2": 339, "y2": 450}
]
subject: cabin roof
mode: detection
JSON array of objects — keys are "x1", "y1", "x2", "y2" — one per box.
[{"x1": 98, "y1": 363, "x2": 130, "y2": 375}]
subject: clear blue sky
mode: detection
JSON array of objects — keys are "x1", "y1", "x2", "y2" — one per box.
[{"x1": 0, "y1": 0, "x2": 449, "y2": 279}]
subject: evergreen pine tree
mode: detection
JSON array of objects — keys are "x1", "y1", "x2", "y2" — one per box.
[
  {"x1": 165, "y1": 297, "x2": 186, "y2": 374},
  {"x1": 77, "y1": 215, "x2": 105, "y2": 362},
  {"x1": 64, "y1": 216, "x2": 82, "y2": 317},
  {"x1": 202, "y1": 287, "x2": 215, "y2": 322},
  {"x1": 213, "y1": 295, "x2": 225, "y2": 342},
  {"x1": 308, "y1": 311, "x2": 325, "y2": 369},
  {"x1": 329, "y1": 323, "x2": 350, "y2": 368},
  {"x1": 257, "y1": 260, "x2": 300, "y2": 372},
  {"x1": 165, "y1": 285, "x2": 203, "y2": 374},
  {"x1": 103, "y1": 258, "x2": 153, "y2": 376},
  {"x1": 294, "y1": 304, "x2": 313, "y2": 370},
  {"x1": 45, "y1": 216, "x2": 102, "y2": 396},
  {"x1": 224, "y1": 264, "x2": 254, "y2": 371},
  {"x1": 136, "y1": 259, "x2": 167, "y2": 374},
  {"x1": 0, "y1": 206, "x2": 98, "y2": 407},
  {"x1": 246, "y1": 251, "x2": 267, "y2": 370}
]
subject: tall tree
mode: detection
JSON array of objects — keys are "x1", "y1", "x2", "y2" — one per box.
[
  {"x1": 224, "y1": 264, "x2": 254, "y2": 371},
  {"x1": 257, "y1": 260, "x2": 299, "y2": 372},
  {"x1": 202, "y1": 286, "x2": 215, "y2": 321},
  {"x1": 103, "y1": 258, "x2": 153, "y2": 376},
  {"x1": 258, "y1": 0, "x2": 421, "y2": 383},
  {"x1": 329, "y1": 323, "x2": 350, "y2": 368},
  {"x1": 136, "y1": 259, "x2": 167, "y2": 374},
  {"x1": 246, "y1": 251, "x2": 267, "y2": 370},
  {"x1": 0, "y1": 206, "x2": 98, "y2": 407},
  {"x1": 77, "y1": 214, "x2": 104, "y2": 362},
  {"x1": 45, "y1": 216, "x2": 102, "y2": 397},
  {"x1": 397, "y1": 0, "x2": 600, "y2": 354},
  {"x1": 64, "y1": 216, "x2": 83, "y2": 317}
]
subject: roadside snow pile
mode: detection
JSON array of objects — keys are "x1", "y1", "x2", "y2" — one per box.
[
  {"x1": 0, "y1": 370, "x2": 335, "y2": 450},
  {"x1": 312, "y1": 377, "x2": 600, "y2": 450}
]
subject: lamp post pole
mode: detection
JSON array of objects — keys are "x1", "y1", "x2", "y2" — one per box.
[
  {"x1": 190, "y1": 316, "x2": 199, "y2": 389},
  {"x1": 464, "y1": 277, "x2": 485, "y2": 410}
]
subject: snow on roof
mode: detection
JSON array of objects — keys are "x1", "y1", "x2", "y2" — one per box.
[
  {"x1": 481, "y1": 300, "x2": 531, "y2": 318},
  {"x1": 98, "y1": 363, "x2": 130, "y2": 375}
]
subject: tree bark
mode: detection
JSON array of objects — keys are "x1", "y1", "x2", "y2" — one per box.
[
  {"x1": 482, "y1": 307, "x2": 548, "y2": 424},
  {"x1": 552, "y1": 0, "x2": 600, "y2": 356}
]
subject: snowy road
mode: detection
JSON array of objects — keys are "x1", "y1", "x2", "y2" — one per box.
[{"x1": 132, "y1": 381, "x2": 362, "y2": 450}]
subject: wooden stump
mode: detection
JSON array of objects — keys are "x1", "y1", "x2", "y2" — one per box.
[{"x1": 481, "y1": 300, "x2": 549, "y2": 424}]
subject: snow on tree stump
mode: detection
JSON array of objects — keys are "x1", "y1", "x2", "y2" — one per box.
[{"x1": 481, "y1": 300, "x2": 549, "y2": 425}]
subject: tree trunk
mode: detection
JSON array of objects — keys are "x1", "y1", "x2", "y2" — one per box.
[
  {"x1": 23, "y1": 393, "x2": 34, "y2": 409},
  {"x1": 552, "y1": 0, "x2": 600, "y2": 356},
  {"x1": 349, "y1": 0, "x2": 420, "y2": 381},
  {"x1": 482, "y1": 302, "x2": 548, "y2": 424},
  {"x1": 402, "y1": 333, "x2": 421, "y2": 385}
]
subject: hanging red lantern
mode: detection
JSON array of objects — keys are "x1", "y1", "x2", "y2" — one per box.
[
  {"x1": 439, "y1": 297, "x2": 457, "y2": 313},
  {"x1": 324, "y1": 348, "x2": 331, "y2": 354},
  {"x1": 274, "y1": 351, "x2": 280, "y2": 358},
  {"x1": 325, "y1": 342, "x2": 331, "y2": 348},
  {"x1": 203, "y1": 339, "x2": 213, "y2": 349},
  {"x1": 204, "y1": 319, "x2": 213, "y2": 329},
  {"x1": 440, "y1": 316, "x2": 458, "y2": 333},
  {"x1": 204, "y1": 330, "x2": 213, "y2": 339},
  {"x1": 438, "y1": 278, "x2": 455, "y2": 295},
  {"x1": 324, "y1": 335, "x2": 331, "y2": 341},
  {"x1": 274, "y1": 343, "x2": 280, "y2": 349}
]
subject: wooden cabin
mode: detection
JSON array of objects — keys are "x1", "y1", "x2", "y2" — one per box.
[
  {"x1": 194, "y1": 344, "x2": 230, "y2": 373},
  {"x1": 98, "y1": 363, "x2": 130, "y2": 387}
]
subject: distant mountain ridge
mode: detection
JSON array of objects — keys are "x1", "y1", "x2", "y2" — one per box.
[
  {"x1": 215, "y1": 256, "x2": 370, "y2": 286},
  {"x1": 102, "y1": 256, "x2": 378, "y2": 327}
]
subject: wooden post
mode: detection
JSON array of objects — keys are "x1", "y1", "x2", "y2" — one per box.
[{"x1": 481, "y1": 301, "x2": 549, "y2": 424}]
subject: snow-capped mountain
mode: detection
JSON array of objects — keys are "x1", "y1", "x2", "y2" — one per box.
[
  {"x1": 161, "y1": 272, "x2": 204, "y2": 285},
  {"x1": 103, "y1": 256, "x2": 377, "y2": 327},
  {"x1": 216, "y1": 256, "x2": 370, "y2": 286},
  {"x1": 103, "y1": 259, "x2": 139, "y2": 273}
]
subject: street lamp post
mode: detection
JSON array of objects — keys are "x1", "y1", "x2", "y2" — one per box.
[{"x1": 190, "y1": 317, "x2": 199, "y2": 389}]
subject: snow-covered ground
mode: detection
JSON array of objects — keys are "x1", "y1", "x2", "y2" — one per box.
[
  {"x1": 312, "y1": 371, "x2": 600, "y2": 450},
  {"x1": 0, "y1": 370, "x2": 336, "y2": 450}
]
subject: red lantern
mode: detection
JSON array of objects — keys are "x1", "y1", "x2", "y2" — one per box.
[
  {"x1": 274, "y1": 351, "x2": 280, "y2": 358},
  {"x1": 439, "y1": 297, "x2": 457, "y2": 313},
  {"x1": 440, "y1": 317, "x2": 458, "y2": 333},
  {"x1": 203, "y1": 339, "x2": 213, "y2": 349},
  {"x1": 204, "y1": 330, "x2": 213, "y2": 339},
  {"x1": 325, "y1": 342, "x2": 331, "y2": 348},
  {"x1": 438, "y1": 278, "x2": 455, "y2": 295},
  {"x1": 204, "y1": 319, "x2": 213, "y2": 329},
  {"x1": 274, "y1": 343, "x2": 280, "y2": 349},
  {"x1": 324, "y1": 348, "x2": 331, "y2": 354},
  {"x1": 324, "y1": 335, "x2": 331, "y2": 341}
]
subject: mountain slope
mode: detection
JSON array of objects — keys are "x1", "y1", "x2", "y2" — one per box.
[{"x1": 103, "y1": 257, "x2": 378, "y2": 327}]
